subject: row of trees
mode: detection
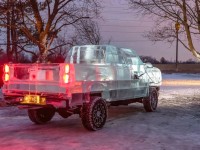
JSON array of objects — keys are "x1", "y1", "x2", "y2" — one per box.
[
  {"x1": 140, "y1": 56, "x2": 199, "y2": 64},
  {"x1": 0, "y1": 0, "x2": 102, "y2": 63}
]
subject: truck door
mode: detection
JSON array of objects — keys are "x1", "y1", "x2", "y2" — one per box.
[
  {"x1": 121, "y1": 48, "x2": 148, "y2": 98},
  {"x1": 106, "y1": 46, "x2": 131, "y2": 100},
  {"x1": 105, "y1": 47, "x2": 118, "y2": 100},
  {"x1": 130, "y1": 56, "x2": 148, "y2": 98},
  {"x1": 116, "y1": 49, "x2": 132, "y2": 99}
]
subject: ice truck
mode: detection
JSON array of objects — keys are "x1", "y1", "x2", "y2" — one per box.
[{"x1": 2, "y1": 45, "x2": 162, "y2": 131}]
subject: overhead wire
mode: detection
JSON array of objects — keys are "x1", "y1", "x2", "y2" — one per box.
[
  {"x1": 101, "y1": 31, "x2": 145, "y2": 33},
  {"x1": 99, "y1": 24, "x2": 152, "y2": 28},
  {"x1": 100, "y1": 18, "x2": 154, "y2": 22}
]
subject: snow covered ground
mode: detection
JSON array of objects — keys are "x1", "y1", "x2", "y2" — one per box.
[
  {"x1": 162, "y1": 73, "x2": 200, "y2": 86},
  {"x1": 162, "y1": 73, "x2": 200, "y2": 80},
  {"x1": 0, "y1": 73, "x2": 200, "y2": 150},
  {"x1": 0, "y1": 89, "x2": 2, "y2": 100}
]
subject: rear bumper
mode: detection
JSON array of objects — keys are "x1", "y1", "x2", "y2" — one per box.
[
  {"x1": 3, "y1": 91, "x2": 86, "y2": 108},
  {"x1": 3, "y1": 93, "x2": 69, "y2": 109}
]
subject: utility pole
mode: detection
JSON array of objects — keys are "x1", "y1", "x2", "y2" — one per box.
[{"x1": 175, "y1": 11, "x2": 180, "y2": 71}]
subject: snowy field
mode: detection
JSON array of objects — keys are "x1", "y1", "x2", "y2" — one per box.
[
  {"x1": 0, "y1": 73, "x2": 200, "y2": 150},
  {"x1": 162, "y1": 73, "x2": 200, "y2": 80}
]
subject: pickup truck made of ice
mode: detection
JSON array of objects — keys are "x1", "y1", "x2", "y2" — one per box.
[{"x1": 2, "y1": 45, "x2": 162, "y2": 131}]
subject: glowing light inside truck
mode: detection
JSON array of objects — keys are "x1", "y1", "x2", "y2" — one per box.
[
  {"x1": 4, "y1": 74, "x2": 9, "y2": 82},
  {"x1": 3, "y1": 64, "x2": 10, "y2": 82},
  {"x1": 63, "y1": 64, "x2": 70, "y2": 83},
  {"x1": 4, "y1": 64, "x2": 9, "y2": 73},
  {"x1": 63, "y1": 74, "x2": 69, "y2": 83},
  {"x1": 65, "y1": 64, "x2": 70, "y2": 73}
]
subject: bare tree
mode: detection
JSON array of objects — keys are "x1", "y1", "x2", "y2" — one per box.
[
  {"x1": 47, "y1": 19, "x2": 102, "y2": 62},
  {"x1": 0, "y1": 48, "x2": 7, "y2": 63},
  {"x1": 0, "y1": 1, "x2": 37, "y2": 62},
  {"x1": 129, "y1": 0, "x2": 200, "y2": 59},
  {"x1": 47, "y1": 36, "x2": 71, "y2": 63},
  {"x1": 0, "y1": 0, "x2": 101, "y2": 62},
  {"x1": 72, "y1": 19, "x2": 102, "y2": 45},
  {"x1": 0, "y1": 48, "x2": 4, "y2": 56}
]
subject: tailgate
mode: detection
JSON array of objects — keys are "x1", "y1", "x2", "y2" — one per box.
[{"x1": 2, "y1": 63, "x2": 66, "y2": 94}]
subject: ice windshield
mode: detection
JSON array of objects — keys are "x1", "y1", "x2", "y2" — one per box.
[
  {"x1": 65, "y1": 45, "x2": 105, "y2": 64},
  {"x1": 121, "y1": 48, "x2": 143, "y2": 65}
]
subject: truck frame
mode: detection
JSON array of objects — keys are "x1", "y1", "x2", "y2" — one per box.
[{"x1": 2, "y1": 45, "x2": 162, "y2": 131}]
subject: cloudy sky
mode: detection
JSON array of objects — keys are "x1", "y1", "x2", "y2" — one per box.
[{"x1": 98, "y1": 0, "x2": 197, "y2": 61}]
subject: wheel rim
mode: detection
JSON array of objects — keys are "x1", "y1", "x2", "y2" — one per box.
[
  {"x1": 150, "y1": 91, "x2": 158, "y2": 110},
  {"x1": 92, "y1": 101, "x2": 106, "y2": 128},
  {"x1": 37, "y1": 108, "x2": 55, "y2": 122},
  {"x1": 38, "y1": 109, "x2": 49, "y2": 120},
  {"x1": 38, "y1": 110, "x2": 47, "y2": 119}
]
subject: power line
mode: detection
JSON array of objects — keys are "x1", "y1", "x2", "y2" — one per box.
[
  {"x1": 102, "y1": 3, "x2": 129, "y2": 7},
  {"x1": 100, "y1": 18, "x2": 154, "y2": 22},
  {"x1": 101, "y1": 10, "x2": 133, "y2": 13},
  {"x1": 101, "y1": 11, "x2": 134, "y2": 15},
  {"x1": 0, "y1": 43, "x2": 7, "y2": 45},
  {"x1": 102, "y1": 6, "x2": 130, "y2": 9},
  {"x1": 101, "y1": 31, "x2": 145, "y2": 34},
  {"x1": 99, "y1": 24, "x2": 152, "y2": 28},
  {"x1": 109, "y1": 40, "x2": 153, "y2": 42}
]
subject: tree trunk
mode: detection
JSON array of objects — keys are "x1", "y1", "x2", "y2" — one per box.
[
  {"x1": 11, "y1": 2, "x2": 18, "y2": 62},
  {"x1": 182, "y1": 0, "x2": 200, "y2": 59},
  {"x1": 38, "y1": 42, "x2": 48, "y2": 63},
  {"x1": 195, "y1": 0, "x2": 200, "y2": 33},
  {"x1": 6, "y1": 0, "x2": 11, "y2": 62}
]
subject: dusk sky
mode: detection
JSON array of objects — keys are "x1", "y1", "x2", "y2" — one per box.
[{"x1": 98, "y1": 0, "x2": 198, "y2": 61}]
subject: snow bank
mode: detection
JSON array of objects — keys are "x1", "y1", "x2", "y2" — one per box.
[{"x1": 162, "y1": 73, "x2": 200, "y2": 80}]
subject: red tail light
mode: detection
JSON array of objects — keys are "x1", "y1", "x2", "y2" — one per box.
[
  {"x1": 4, "y1": 64, "x2": 9, "y2": 73},
  {"x1": 62, "y1": 64, "x2": 75, "y2": 84},
  {"x1": 63, "y1": 64, "x2": 70, "y2": 83},
  {"x1": 3, "y1": 64, "x2": 10, "y2": 82},
  {"x1": 63, "y1": 74, "x2": 69, "y2": 83},
  {"x1": 65, "y1": 64, "x2": 70, "y2": 74},
  {"x1": 4, "y1": 74, "x2": 10, "y2": 82}
]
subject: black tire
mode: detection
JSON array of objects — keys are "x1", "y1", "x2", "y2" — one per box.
[
  {"x1": 81, "y1": 97, "x2": 108, "y2": 131},
  {"x1": 143, "y1": 87, "x2": 158, "y2": 112},
  {"x1": 28, "y1": 107, "x2": 55, "y2": 124}
]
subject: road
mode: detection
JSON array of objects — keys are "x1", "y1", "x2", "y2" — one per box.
[{"x1": 0, "y1": 76, "x2": 200, "y2": 150}]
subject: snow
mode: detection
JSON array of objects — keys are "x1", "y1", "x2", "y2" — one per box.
[
  {"x1": 162, "y1": 73, "x2": 200, "y2": 80},
  {"x1": 0, "y1": 89, "x2": 2, "y2": 99},
  {"x1": 0, "y1": 73, "x2": 200, "y2": 150},
  {"x1": 162, "y1": 73, "x2": 200, "y2": 86}
]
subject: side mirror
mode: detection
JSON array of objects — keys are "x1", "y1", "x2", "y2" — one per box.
[{"x1": 145, "y1": 62, "x2": 153, "y2": 68}]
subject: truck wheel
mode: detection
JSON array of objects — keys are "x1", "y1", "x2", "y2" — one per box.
[
  {"x1": 143, "y1": 87, "x2": 158, "y2": 112},
  {"x1": 28, "y1": 107, "x2": 55, "y2": 124},
  {"x1": 81, "y1": 97, "x2": 108, "y2": 131}
]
